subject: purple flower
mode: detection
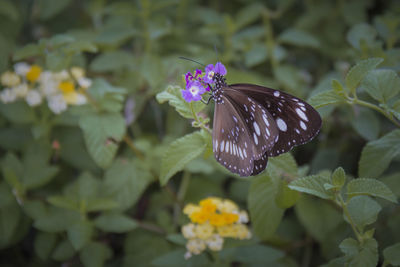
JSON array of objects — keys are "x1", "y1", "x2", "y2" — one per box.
[
  {"x1": 181, "y1": 80, "x2": 206, "y2": 103},
  {"x1": 203, "y1": 62, "x2": 227, "y2": 84}
]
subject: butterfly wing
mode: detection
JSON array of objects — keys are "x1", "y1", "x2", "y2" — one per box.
[
  {"x1": 212, "y1": 95, "x2": 255, "y2": 176},
  {"x1": 229, "y1": 84, "x2": 322, "y2": 157},
  {"x1": 213, "y1": 87, "x2": 279, "y2": 176}
]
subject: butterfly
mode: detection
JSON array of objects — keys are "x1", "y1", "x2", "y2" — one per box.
[{"x1": 183, "y1": 62, "x2": 322, "y2": 177}]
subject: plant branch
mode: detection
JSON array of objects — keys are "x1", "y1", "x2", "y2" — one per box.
[
  {"x1": 337, "y1": 194, "x2": 363, "y2": 243},
  {"x1": 190, "y1": 102, "x2": 212, "y2": 134}
]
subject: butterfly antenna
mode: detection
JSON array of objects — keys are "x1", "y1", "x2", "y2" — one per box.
[
  {"x1": 178, "y1": 56, "x2": 206, "y2": 67},
  {"x1": 214, "y1": 44, "x2": 219, "y2": 61}
]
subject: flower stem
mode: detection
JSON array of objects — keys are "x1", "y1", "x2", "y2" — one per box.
[
  {"x1": 337, "y1": 194, "x2": 363, "y2": 243},
  {"x1": 190, "y1": 102, "x2": 212, "y2": 134},
  {"x1": 123, "y1": 135, "x2": 145, "y2": 160},
  {"x1": 349, "y1": 97, "x2": 400, "y2": 128}
]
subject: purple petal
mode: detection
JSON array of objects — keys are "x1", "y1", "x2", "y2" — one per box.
[
  {"x1": 205, "y1": 64, "x2": 214, "y2": 73},
  {"x1": 215, "y1": 62, "x2": 227, "y2": 75},
  {"x1": 192, "y1": 94, "x2": 202, "y2": 101},
  {"x1": 181, "y1": 89, "x2": 193, "y2": 102}
]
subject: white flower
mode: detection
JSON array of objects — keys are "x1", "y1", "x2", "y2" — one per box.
[
  {"x1": 13, "y1": 83, "x2": 29, "y2": 97},
  {"x1": 1, "y1": 71, "x2": 21, "y2": 87},
  {"x1": 39, "y1": 71, "x2": 58, "y2": 96},
  {"x1": 184, "y1": 251, "x2": 192, "y2": 260},
  {"x1": 26, "y1": 90, "x2": 42, "y2": 106},
  {"x1": 0, "y1": 88, "x2": 17, "y2": 103},
  {"x1": 78, "y1": 77, "x2": 92, "y2": 89},
  {"x1": 205, "y1": 234, "x2": 224, "y2": 251},
  {"x1": 14, "y1": 62, "x2": 31, "y2": 76},
  {"x1": 71, "y1": 67, "x2": 85, "y2": 79},
  {"x1": 75, "y1": 93, "x2": 87, "y2": 105},
  {"x1": 47, "y1": 94, "x2": 67, "y2": 114},
  {"x1": 53, "y1": 70, "x2": 69, "y2": 81},
  {"x1": 182, "y1": 224, "x2": 196, "y2": 239},
  {"x1": 238, "y1": 211, "x2": 249, "y2": 224},
  {"x1": 186, "y1": 239, "x2": 206, "y2": 255}
]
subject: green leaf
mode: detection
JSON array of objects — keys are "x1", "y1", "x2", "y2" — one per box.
[
  {"x1": 52, "y1": 239, "x2": 75, "y2": 261},
  {"x1": 347, "y1": 178, "x2": 397, "y2": 203},
  {"x1": 103, "y1": 158, "x2": 153, "y2": 210},
  {"x1": 340, "y1": 238, "x2": 378, "y2": 267},
  {"x1": 90, "y1": 51, "x2": 136, "y2": 72},
  {"x1": 86, "y1": 198, "x2": 119, "y2": 212},
  {"x1": 288, "y1": 174, "x2": 334, "y2": 199},
  {"x1": 47, "y1": 196, "x2": 79, "y2": 211},
  {"x1": 308, "y1": 90, "x2": 345, "y2": 108},
  {"x1": 13, "y1": 43, "x2": 42, "y2": 60},
  {"x1": 383, "y1": 242, "x2": 400, "y2": 266},
  {"x1": 220, "y1": 244, "x2": 284, "y2": 264},
  {"x1": 351, "y1": 108, "x2": 380, "y2": 141},
  {"x1": 331, "y1": 79, "x2": 344, "y2": 94},
  {"x1": 295, "y1": 195, "x2": 342, "y2": 242},
  {"x1": 46, "y1": 50, "x2": 70, "y2": 71},
  {"x1": 80, "y1": 242, "x2": 112, "y2": 267},
  {"x1": 0, "y1": 102, "x2": 35, "y2": 124},
  {"x1": 63, "y1": 41, "x2": 98, "y2": 54},
  {"x1": 165, "y1": 234, "x2": 186, "y2": 246},
  {"x1": 347, "y1": 23, "x2": 377, "y2": 49},
  {"x1": 156, "y1": 85, "x2": 205, "y2": 119},
  {"x1": 347, "y1": 196, "x2": 381, "y2": 230},
  {"x1": 34, "y1": 207, "x2": 80, "y2": 233},
  {"x1": 94, "y1": 213, "x2": 138, "y2": 233},
  {"x1": 248, "y1": 174, "x2": 284, "y2": 239},
  {"x1": 361, "y1": 69, "x2": 400, "y2": 103},
  {"x1": 359, "y1": 129, "x2": 400, "y2": 178},
  {"x1": 67, "y1": 220, "x2": 93, "y2": 251},
  {"x1": 151, "y1": 249, "x2": 210, "y2": 266},
  {"x1": 0, "y1": 0, "x2": 19, "y2": 21},
  {"x1": 268, "y1": 152, "x2": 298, "y2": 176},
  {"x1": 37, "y1": 0, "x2": 73, "y2": 20},
  {"x1": 275, "y1": 180, "x2": 300, "y2": 209},
  {"x1": 34, "y1": 232, "x2": 57, "y2": 260},
  {"x1": 278, "y1": 28, "x2": 320, "y2": 48},
  {"x1": 79, "y1": 113, "x2": 126, "y2": 168},
  {"x1": 0, "y1": 200, "x2": 21, "y2": 248},
  {"x1": 88, "y1": 79, "x2": 127, "y2": 112},
  {"x1": 95, "y1": 25, "x2": 137, "y2": 46},
  {"x1": 345, "y1": 58, "x2": 383, "y2": 92},
  {"x1": 332, "y1": 167, "x2": 346, "y2": 187},
  {"x1": 160, "y1": 131, "x2": 207, "y2": 185}
]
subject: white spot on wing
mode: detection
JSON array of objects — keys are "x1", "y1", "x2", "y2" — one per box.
[
  {"x1": 274, "y1": 91, "x2": 280, "y2": 97},
  {"x1": 296, "y1": 108, "x2": 308, "y2": 121},
  {"x1": 276, "y1": 118, "x2": 287, "y2": 132},
  {"x1": 220, "y1": 140, "x2": 224, "y2": 152},
  {"x1": 262, "y1": 114, "x2": 270, "y2": 127},
  {"x1": 300, "y1": 121, "x2": 307, "y2": 130},
  {"x1": 253, "y1": 133, "x2": 258, "y2": 145},
  {"x1": 225, "y1": 141, "x2": 229, "y2": 153},
  {"x1": 253, "y1": 122, "x2": 260, "y2": 136}
]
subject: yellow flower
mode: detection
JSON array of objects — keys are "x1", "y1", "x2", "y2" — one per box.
[
  {"x1": 189, "y1": 210, "x2": 210, "y2": 224},
  {"x1": 235, "y1": 224, "x2": 252, "y2": 240},
  {"x1": 1, "y1": 71, "x2": 20, "y2": 87},
  {"x1": 183, "y1": 204, "x2": 200, "y2": 216},
  {"x1": 217, "y1": 225, "x2": 238, "y2": 238},
  {"x1": 194, "y1": 222, "x2": 214, "y2": 240},
  {"x1": 219, "y1": 200, "x2": 239, "y2": 213},
  {"x1": 59, "y1": 81, "x2": 75, "y2": 93},
  {"x1": 26, "y1": 65, "x2": 42, "y2": 82},
  {"x1": 199, "y1": 198, "x2": 217, "y2": 214}
]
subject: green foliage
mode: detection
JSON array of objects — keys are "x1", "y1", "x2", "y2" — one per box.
[{"x1": 1, "y1": 0, "x2": 399, "y2": 266}]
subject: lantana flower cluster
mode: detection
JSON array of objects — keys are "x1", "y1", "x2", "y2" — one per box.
[
  {"x1": 0, "y1": 62, "x2": 92, "y2": 114},
  {"x1": 181, "y1": 62, "x2": 227, "y2": 103},
  {"x1": 181, "y1": 197, "x2": 251, "y2": 259}
]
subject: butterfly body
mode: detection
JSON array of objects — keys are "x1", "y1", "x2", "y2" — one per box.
[{"x1": 211, "y1": 74, "x2": 321, "y2": 177}]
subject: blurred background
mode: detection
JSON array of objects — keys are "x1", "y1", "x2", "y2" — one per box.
[{"x1": 0, "y1": 0, "x2": 400, "y2": 266}]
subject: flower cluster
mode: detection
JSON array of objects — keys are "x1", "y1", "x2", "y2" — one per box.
[
  {"x1": 181, "y1": 62, "x2": 227, "y2": 103},
  {"x1": 181, "y1": 197, "x2": 251, "y2": 259},
  {"x1": 0, "y1": 62, "x2": 92, "y2": 114}
]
